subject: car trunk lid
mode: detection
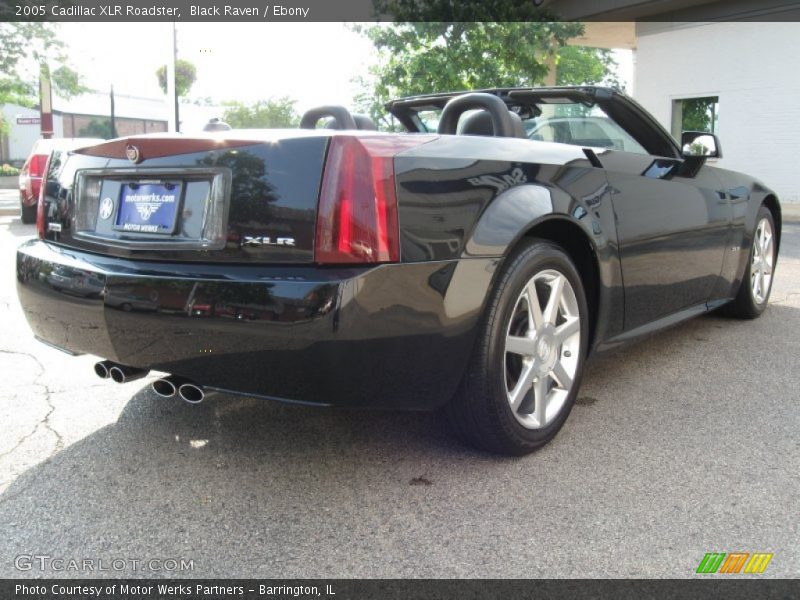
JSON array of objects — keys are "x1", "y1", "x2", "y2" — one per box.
[{"x1": 40, "y1": 131, "x2": 330, "y2": 264}]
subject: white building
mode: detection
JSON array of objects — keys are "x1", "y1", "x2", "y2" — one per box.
[
  {"x1": 0, "y1": 104, "x2": 62, "y2": 164},
  {"x1": 634, "y1": 21, "x2": 800, "y2": 203},
  {"x1": 1, "y1": 93, "x2": 224, "y2": 163},
  {"x1": 557, "y1": 0, "x2": 800, "y2": 203}
]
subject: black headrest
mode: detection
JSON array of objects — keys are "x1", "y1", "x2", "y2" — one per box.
[
  {"x1": 457, "y1": 110, "x2": 527, "y2": 139},
  {"x1": 457, "y1": 111, "x2": 494, "y2": 136},
  {"x1": 508, "y1": 112, "x2": 527, "y2": 139},
  {"x1": 321, "y1": 113, "x2": 378, "y2": 131},
  {"x1": 353, "y1": 115, "x2": 378, "y2": 131},
  {"x1": 300, "y1": 106, "x2": 357, "y2": 130}
]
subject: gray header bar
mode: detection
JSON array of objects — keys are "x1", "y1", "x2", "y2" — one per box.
[
  {"x1": 1, "y1": 0, "x2": 799, "y2": 21},
  {"x1": 5, "y1": 0, "x2": 381, "y2": 22}
]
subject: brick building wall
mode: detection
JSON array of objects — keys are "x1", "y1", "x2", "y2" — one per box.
[{"x1": 61, "y1": 114, "x2": 167, "y2": 137}]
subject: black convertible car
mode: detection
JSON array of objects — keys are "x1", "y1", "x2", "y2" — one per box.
[{"x1": 16, "y1": 87, "x2": 780, "y2": 455}]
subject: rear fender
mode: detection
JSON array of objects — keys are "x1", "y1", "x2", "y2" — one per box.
[{"x1": 462, "y1": 182, "x2": 624, "y2": 351}]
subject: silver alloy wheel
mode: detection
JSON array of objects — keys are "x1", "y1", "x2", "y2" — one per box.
[
  {"x1": 751, "y1": 217, "x2": 775, "y2": 305},
  {"x1": 504, "y1": 269, "x2": 580, "y2": 430}
]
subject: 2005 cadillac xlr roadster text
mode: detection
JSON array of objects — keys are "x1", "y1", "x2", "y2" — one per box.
[{"x1": 16, "y1": 87, "x2": 781, "y2": 455}]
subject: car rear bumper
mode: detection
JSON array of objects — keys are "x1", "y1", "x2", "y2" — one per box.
[{"x1": 17, "y1": 240, "x2": 499, "y2": 409}]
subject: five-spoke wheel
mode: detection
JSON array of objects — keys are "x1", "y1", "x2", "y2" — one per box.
[
  {"x1": 751, "y1": 216, "x2": 775, "y2": 305},
  {"x1": 446, "y1": 239, "x2": 588, "y2": 455},
  {"x1": 724, "y1": 205, "x2": 778, "y2": 319},
  {"x1": 504, "y1": 270, "x2": 580, "y2": 429}
]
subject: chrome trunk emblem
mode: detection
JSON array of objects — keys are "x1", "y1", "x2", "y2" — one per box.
[{"x1": 125, "y1": 144, "x2": 142, "y2": 163}]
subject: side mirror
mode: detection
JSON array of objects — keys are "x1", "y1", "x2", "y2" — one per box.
[{"x1": 681, "y1": 131, "x2": 722, "y2": 159}]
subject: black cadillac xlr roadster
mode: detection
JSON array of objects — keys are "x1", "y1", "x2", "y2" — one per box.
[{"x1": 16, "y1": 87, "x2": 781, "y2": 454}]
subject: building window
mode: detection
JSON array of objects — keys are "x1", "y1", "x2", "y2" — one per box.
[{"x1": 671, "y1": 96, "x2": 719, "y2": 138}]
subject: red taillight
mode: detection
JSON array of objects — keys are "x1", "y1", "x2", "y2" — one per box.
[
  {"x1": 315, "y1": 135, "x2": 434, "y2": 264},
  {"x1": 28, "y1": 153, "x2": 47, "y2": 177},
  {"x1": 27, "y1": 154, "x2": 47, "y2": 207},
  {"x1": 35, "y1": 154, "x2": 52, "y2": 240}
]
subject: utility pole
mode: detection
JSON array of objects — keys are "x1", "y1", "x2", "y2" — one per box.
[
  {"x1": 110, "y1": 84, "x2": 117, "y2": 138},
  {"x1": 174, "y1": 23, "x2": 180, "y2": 132},
  {"x1": 166, "y1": 22, "x2": 179, "y2": 132}
]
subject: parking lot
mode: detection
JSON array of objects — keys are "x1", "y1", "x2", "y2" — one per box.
[{"x1": 0, "y1": 188, "x2": 798, "y2": 578}]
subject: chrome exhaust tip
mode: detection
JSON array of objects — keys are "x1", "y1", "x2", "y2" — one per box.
[
  {"x1": 178, "y1": 383, "x2": 205, "y2": 404},
  {"x1": 108, "y1": 364, "x2": 149, "y2": 384},
  {"x1": 93, "y1": 360, "x2": 113, "y2": 379},
  {"x1": 151, "y1": 375, "x2": 191, "y2": 398},
  {"x1": 152, "y1": 378, "x2": 177, "y2": 398}
]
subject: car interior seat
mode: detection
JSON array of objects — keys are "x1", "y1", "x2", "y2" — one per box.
[{"x1": 457, "y1": 110, "x2": 527, "y2": 139}]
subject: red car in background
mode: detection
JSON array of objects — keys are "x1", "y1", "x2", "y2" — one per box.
[{"x1": 19, "y1": 138, "x2": 103, "y2": 223}]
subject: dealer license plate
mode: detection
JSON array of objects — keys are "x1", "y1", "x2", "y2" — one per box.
[{"x1": 114, "y1": 181, "x2": 181, "y2": 234}]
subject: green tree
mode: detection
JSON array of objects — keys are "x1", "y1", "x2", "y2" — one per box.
[
  {"x1": 1, "y1": 23, "x2": 90, "y2": 131},
  {"x1": 680, "y1": 97, "x2": 718, "y2": 133},
  {"x1": 51, "y1": 65, "x2": 91, "y2": 99},
  {"x1": 0, "y1": 78, "x2": 34, "y2": 109},
  {"x1": 156, "y1": 59, "x2": 197, "y2": 97},
  {"x1": 222, "y1": 97, "x2": 299, "y2": 129},
  {"x1": 372, "y1": 0, "x2": 560, "y2": 21},
  {"x1": 556, "y1": 45, "x2": 623, "y2": 90},
  {"x1": 78, "y1": 117, "x2": 114, "y2": 139},
  {"x1": 0, "y1": 23, "x2": 62, "y2": 82},
  {"x1": 354, "y1": 22, "x2": 623, "y2": 128}
]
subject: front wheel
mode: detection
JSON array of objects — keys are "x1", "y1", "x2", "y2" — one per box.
[
  {"x1": 723, "y1": 205, "x2": 777, "y2": 319},
  {"x1": 446, "y1": 240, "x2": 589, "y2": 455}
]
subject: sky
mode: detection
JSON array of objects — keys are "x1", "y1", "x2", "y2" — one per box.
[
  {"x1": 60, "y1": 23, "x2": 375, "y2": 109},
  {"x1": 57, "y1": 22, "x2": 633, "y2": 130}
]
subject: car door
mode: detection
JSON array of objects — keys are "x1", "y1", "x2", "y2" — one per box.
[
  {"x1": 598, "y1": 150, "x2": 730, "y2": 330},
  {"x1": 539, "y1": 92, "x2": 734, "y2": 332},
  {"x1": 513, "y1": 88, "x2": 731, "y2": 332}
]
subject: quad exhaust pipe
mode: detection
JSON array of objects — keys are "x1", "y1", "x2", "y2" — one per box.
[
  {"x1": 94, "y1": 360, "x2": 148, "y2": 383},
  {"x1": 96, "y1": 361, "x2": 209, "y2": 404}
]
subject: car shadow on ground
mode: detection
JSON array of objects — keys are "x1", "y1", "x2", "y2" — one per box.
[{"x1": 1, "y1": 217, "x2": 36, "y2": 239}]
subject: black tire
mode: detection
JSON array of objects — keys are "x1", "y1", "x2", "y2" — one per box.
[
  {"x1": 722, "y1": 205, "x2": 777, "y2": 319},
  {"x1": 20, "y1": 201, "x2": 37, "y2": 224},
  {"x1": 446, "y1": 239, "x2": 589, "y2": 455}
]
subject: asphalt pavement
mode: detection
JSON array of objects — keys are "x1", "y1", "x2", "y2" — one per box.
[
  {"x1": 0, "y1": 186, "x2": 19, "y2": 217},
  {"x1": 0, "y1": 187, "x2": 798, "y2": 578}
]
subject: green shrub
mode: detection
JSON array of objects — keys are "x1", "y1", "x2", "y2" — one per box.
[{"x1": 0, "y1": 164, "x2": 20, "y2": 176}]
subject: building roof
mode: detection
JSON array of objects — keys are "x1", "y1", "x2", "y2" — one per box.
[{"x1": 53, "y1": 91, "x2": 168, "y2": 121}]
